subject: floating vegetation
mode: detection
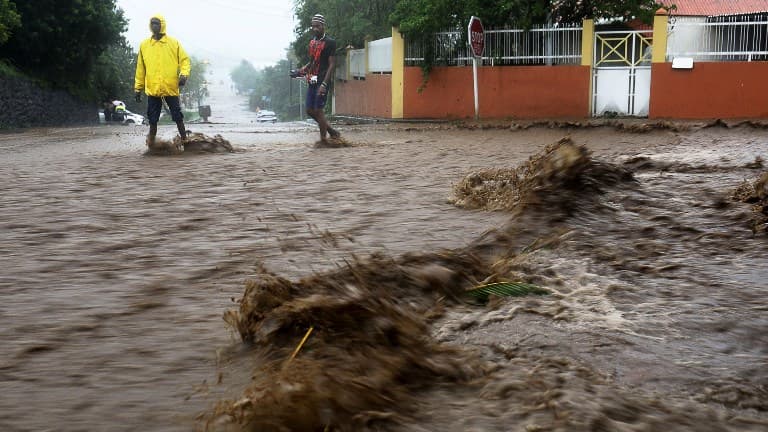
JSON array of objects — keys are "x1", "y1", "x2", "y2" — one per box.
[
  {"x1": 733, "y1": 171, "x2": 768, "y2": 233},
  {"x1": 449, "y1": 137, "x2": 634, "y2": 213},
  {"x1": 465, "y1": 281, "x2": 549, "y2": 304}
]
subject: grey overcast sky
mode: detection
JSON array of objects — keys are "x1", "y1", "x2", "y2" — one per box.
[{"x1": 116, "y1": 0, "x2": 296, "y2": 79}]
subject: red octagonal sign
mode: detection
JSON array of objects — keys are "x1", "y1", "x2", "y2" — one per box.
[{"x1": 468, "y1": 16, "x2": 485, "y2": 58}]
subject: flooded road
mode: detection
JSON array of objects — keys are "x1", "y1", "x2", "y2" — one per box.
[{"x1": 0, "y1": 87, "x2": 766, "y2": 431}]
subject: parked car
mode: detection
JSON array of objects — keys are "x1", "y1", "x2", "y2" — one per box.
[
  {"x1": 99, "y1": 109, "x2": 147, "y2": 125},
  {"x1": 255, "y1": 110, "x2": 278, "y2": 123},
  {"x1": 122, "y1": 110, "x2": 147, "y2": 124}
]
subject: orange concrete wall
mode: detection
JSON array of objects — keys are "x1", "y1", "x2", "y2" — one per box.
[
  {"x1": 650, "y1": 62, "x2": 768, "y2": 119},
  {"x1": 403, "y1": 65, "x2": 591, "y2": 119},
  {"x1": 334, "y1": 74, "x2": 392, "y2": 118}
]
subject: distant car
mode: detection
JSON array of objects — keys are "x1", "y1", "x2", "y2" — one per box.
[
  {"x1": 255, "y1": 110, "x2": 277, "y2": 123},
  {"x1": 122, "y1": 110, "x2": 147, "y2": 125},
  {"x1": 99, "y1": 109, "x2": 147, "y2": 125}
]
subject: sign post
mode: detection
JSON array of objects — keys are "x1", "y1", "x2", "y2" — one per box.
[{"x1": 468, "y1": 16, "x2": 485, "y2": 121}]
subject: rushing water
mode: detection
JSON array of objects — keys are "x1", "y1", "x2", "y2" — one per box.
[{"x1": 0, "y1": 88, "x2": 766, "y2": 431}]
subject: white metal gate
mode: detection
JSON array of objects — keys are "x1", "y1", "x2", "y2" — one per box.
[{"x1": 592, "y1": 31, "x2": 653, "y2": 117}]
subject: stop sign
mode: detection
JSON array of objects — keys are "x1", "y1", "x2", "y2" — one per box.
[{"x1": 468, "y1": 16, "x2": 485, "y2": 58}]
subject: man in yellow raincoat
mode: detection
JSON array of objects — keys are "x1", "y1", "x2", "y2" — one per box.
[{"x1": 134, "y1": 14, "x2": 190, "y2": 144}]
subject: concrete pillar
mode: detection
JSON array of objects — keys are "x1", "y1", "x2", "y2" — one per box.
[
  {"x1": 652, "y1": 8, "x2": 669, "y2": 63},
  {"x1": 345, "y1": 45, "x2": 353, "y2": 80},
  {"x1": 391, "y1": 27, "x2": 405, "y2": 119},
  {"x1": 581, "y1": 19, "x2": 595, "y2": 116},
  {"x1": 364, "y1": 36, "x2": 371, "y2": 75},
  {"x1": 581, "y1": 19, "x2": 594, "y2": 66}
]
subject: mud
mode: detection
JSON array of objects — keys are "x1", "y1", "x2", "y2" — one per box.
[
  {"x1": 313, "y1": 136, "x2": 354, "y2": 148},
  {"x1": 146, "y1": 132, "x2": 235, "y2": 156},
  {"x1": 0, "y1": 83, "x2": 766, "y2": 432}
]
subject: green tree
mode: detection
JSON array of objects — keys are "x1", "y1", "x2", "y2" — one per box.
[
  {"x1": 291, "y1": 0, "x2": 398, "y2": 64},
  {"x1": 90, "y1": 36, "x2": 136, "y2": 107},
  {"x1": 248, "y1": 59, "x2": 296, "y2": 116},
  {"x1": 0, "y1": 0, "x2": 126, "y2": 97},
  {"x1": 230, "y1": 59, "x2": 259, "y2": 95},
  {"x1": 0, "y1": 0, "x2": 20, "y2": 46},
  {"x1": 181, "y1": 57, "x2": 211, "y2": 108},
  {"x1": 230, "y1": 58, "x2": 305, "y2": 120},
  {"x1": 391, "y1": 0, "x2": 665, "y2": 37}
]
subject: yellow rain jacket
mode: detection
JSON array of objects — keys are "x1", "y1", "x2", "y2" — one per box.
[{"x1": 134, "y1": 15, "x2": 191, "y2": 97}]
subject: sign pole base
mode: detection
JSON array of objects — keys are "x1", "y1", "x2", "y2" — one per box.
[
  {"x1": 468, "y1": 16, "x2": 484, "y2": 121},
  {"x1": 473, "y1": 57, "x2": 479, "y2": 121}
]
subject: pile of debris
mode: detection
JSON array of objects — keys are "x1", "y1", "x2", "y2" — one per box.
[
  {"x1": 449, "y1": 137, "x2": 634, "y2": 213},
  {"x1": 733, "y1": 170, "x2": 768, "y2": 233},
  {"x1": 144, "y1": 132, "x2": 233, "y2": 156},
  {"x1": 209, "y1": 252, "x2": 491, "y2": 430}
]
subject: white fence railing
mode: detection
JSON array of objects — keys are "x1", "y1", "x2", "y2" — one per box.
[
  {"x1": 345, "y1": 39, "x2": 393, "y2": 79},
  {"x1": 405, "y1": 24, "x2": 583, "y2": 66},
  {"x1": 349, "y1": 48, "x2": 366, "y2": 78},
  {"x1": 337, "y1": 16, "x2": 768, "y2": 82},
  {"x1": 667, "y1": 15, "x2": 768, "y2": 61},
  {"x1": 368, "y1": 37, "x2": 392, "y2": 73},
  {"x1": 335, "y1": 53, "x2": 348, "y2": 80}
]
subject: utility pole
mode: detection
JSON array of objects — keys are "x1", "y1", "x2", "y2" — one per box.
[
  {"x1": 299, "y1": 79, "x2": 304, "y2": 121},
  {"x1": 289, "y1": 60, "x2": 292, "y2": 117}
]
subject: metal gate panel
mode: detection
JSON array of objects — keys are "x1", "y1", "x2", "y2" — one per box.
[
  {"x1": 633, "y1": 68, "x2": 652, "y2": 116},
  {"x1": 592, "y1": 31, "x2": 652, "y2": 117},
  {"x1": 593, "y1": 68, "x2": 631, "y2": 115}
]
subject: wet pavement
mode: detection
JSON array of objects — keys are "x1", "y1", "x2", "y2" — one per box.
[{"x1": 0, "y1": 84, "x2": 766, "y2": 431}]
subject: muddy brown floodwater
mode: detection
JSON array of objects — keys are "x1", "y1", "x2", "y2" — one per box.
[{"x1": 0, "y1": 115, "x2": 766, "y2": 431}]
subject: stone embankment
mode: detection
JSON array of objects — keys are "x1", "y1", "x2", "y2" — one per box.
[{"x1": 0, "y1": 74, "x2": 96, "y2": 128}]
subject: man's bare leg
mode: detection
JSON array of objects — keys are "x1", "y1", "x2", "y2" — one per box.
[
  {"x1": 307, "y1": 108, "x2": 328, "y2": 142},
  {"x1": 315, "y1": 109, "x2": 331, "y2": 142}
]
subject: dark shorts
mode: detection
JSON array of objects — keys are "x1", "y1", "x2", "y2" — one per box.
[
  {"x1": 147, "y1": 95, "x2": 183, "y2": 124},
  {"x1": 305, "y1": 84, "x2": 327, "y2": 110}
]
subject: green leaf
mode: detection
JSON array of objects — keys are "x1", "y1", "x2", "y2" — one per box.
[{"x1": 465, "y1": 281, "x2": 549, "y2": 302}]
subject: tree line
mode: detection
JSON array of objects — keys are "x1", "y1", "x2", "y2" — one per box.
[
  {"x1": 0, "y1": 0, "x2": 129, "y2": 101},
  {"x1": 0, "y1": 0, "x2": 208, "y2": 114}
]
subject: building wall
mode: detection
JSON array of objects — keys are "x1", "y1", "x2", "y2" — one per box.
[
  {"x1": 650, "y1": 62, "x2": 768, "y2": 119},
  {"x1": 336, "y1": 62, "x2": 768, "y2": 120},
  {"x1": 334, "y1": 74, "x2": 392, "y2": 118},
  {"x1": 402, "y1": 65, "x2": 591, "y2": 119}
]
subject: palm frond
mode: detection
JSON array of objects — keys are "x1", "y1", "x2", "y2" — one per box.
[{"x1": 465, "y1": 281, "x2": 548, "y2": 303}]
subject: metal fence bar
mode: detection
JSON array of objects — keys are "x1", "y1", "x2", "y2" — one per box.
[
  {"x1": 594, "y1": 31, "x2": 654, "y2": 68},
  {"x1": 405, "y1": 24, "x2": 583, "y2": 66},
  {"x1": 667, "y1": 15, "x2": 768, "y2": 61}
]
